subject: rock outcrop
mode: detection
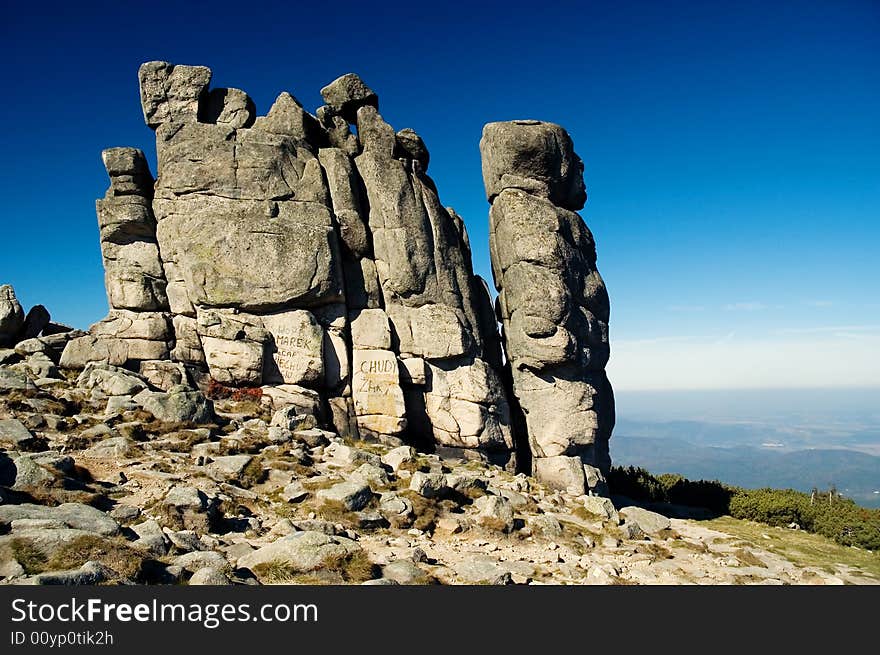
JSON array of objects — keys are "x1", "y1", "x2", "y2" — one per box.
[
  {"x1": 481, "y1": 120, "x2": 615, "y2": 493},
  {"x1": 0, "y1": 285, "x2": 79, "y2": 375},
  {"x1": 61, "y1": 62, "x2": 518, "y2": 467}
]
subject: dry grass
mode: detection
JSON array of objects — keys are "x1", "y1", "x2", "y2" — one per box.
[
  {"x1": 300, "y1": 476, "x2": 342, "y2": 491},
  {"x1": 163, "y1": 431, "x2": 212, "y2": 453},
  {"x1": 45, "y1": 535, "x2": 144, "y2": 580},
  {"x1": 252, "y1": 550, "x2": 377, "y2": 584},
  {"x1": 634, "y1": 541, "x2": 674, "y2": 562},
  {"x1": 222, "y1": 399, "x2": 271, "y2": 421},
  {"x1": 6, "y1": 538, "x2": 48, "y2": 574},
  {"x1": 673, "y1": 538, "x2": 710, "y2": 554},
  {"x1": 239, "y1": 457, "x2": 267, "y2": 488},
  {"x1": 733, "y1": 547, "x2": 767, "y2": 568},
  {"x1": 397, "y1": 490, "x2": 459, "y2": 532},
  {"x1": 571, "y1": 505, "x2": 606, "y2": 522},
  {"x1": 477, "y1": 515, "x2": 513, "y2": 534}
]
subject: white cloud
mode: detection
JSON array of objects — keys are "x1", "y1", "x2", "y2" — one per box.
[
  {"x1": 773, "y1": 325, "x2": 880, "y2": 336},
  {"x1": 607, "y1": 333, "x2": 880, "y2": 391},
  {"x1": 723, "y1": 302, "x2": 768, "y2": 311},
  {"x1": 666, "y1": 304, "x2": 705, "y2": 312},
  {"x1": 805, "y1": 300, "x2": 834, "y2": 307}
]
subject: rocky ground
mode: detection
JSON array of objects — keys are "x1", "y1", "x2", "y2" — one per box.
[{"x1": 0, "y1": 357, "x2": 875, "y2": 586}]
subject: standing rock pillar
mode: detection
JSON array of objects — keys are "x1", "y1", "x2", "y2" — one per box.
[{"x1": 481, "y1": 120, "x2": 614, "y2": 494}]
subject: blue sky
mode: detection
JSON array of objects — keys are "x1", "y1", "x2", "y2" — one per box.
[{"x1": 1, "y1": 0, "x2": 878, "y2": 390}]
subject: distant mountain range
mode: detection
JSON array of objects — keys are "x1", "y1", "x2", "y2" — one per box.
[{"x1": 611, "y1": 423, "x2": 880, "y2": 508}]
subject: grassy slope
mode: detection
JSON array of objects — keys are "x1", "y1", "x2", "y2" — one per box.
[{"x1": 704, "y1": 516, "x2": 880, "y2": 580}]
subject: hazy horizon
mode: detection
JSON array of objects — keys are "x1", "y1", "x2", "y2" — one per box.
[{"x1": 612, "y1": 386, "x2": 880, "y2": 506}]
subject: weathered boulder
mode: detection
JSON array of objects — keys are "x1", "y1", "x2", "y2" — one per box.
[
  {"x1": 480, "y1": 119, "x2": 586, "y2": 210},
  {"x1": 474, "y1": 494, "x2": 515, "y2": 532},
  {"x1": 20, "y1": 305, "x2": 50, "y2": 341},
  {"x1": 97, "y1": 148, "x2": 168, "y2": 313},
  {"x1": 138, "y1": 61, "x2": 211, "y2": 128},
  {"x1": 60, "y1": 311, "x2": 172, "y2": 369},
  {"x1": 619, "y1": 506, "x2": 671, "y2": 534},
  {"x1": 189, "y1": 567, "x2": 231, "y2": 585},
  {"x1": 159, "y1": 485, "x2": 219, "y2": 532},
  {"x1": 202, "y1": 87, "x2": 255, "y2": 129},
  {"x1": 0, "y1": 419, "x2": 38, "y2": 449},
  {"x1": 0, "y1": 368, "x2": 35, "y2": 391},
  {"x1": 0, "y1": 285, "x2": 24, "y2": 346},
  {"x1": 408, "y1": 471, "x2": 447, "y2": 498},
  {"x1": 135, "y1": 385, "x2": 215, "y2": 424},
  {"x1": 320, "y1": 73, "x2": 378, "y2": 124},
  {"x1": 236, "y1": 531, "x2": 361, "y2": 573},
  {"x1": 0, "y1": 503, "x2": 120, "y2": 536},
  {"x1": 482, "y1": 120, "x2": 615, "y2": 488},
  {"x1": 316, "y1": 479, "x2": 373, "y2": 511},
  {"x1": 77, "y1": 363, "x2": 147, "y2": 397},
  {"x1": 32, "y1": 561, "x2": 111, "y2": 586}
]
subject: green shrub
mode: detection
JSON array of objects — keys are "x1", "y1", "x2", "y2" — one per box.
[{"x1": 606, "y1": 466, "x2": 666, "y2": 503}]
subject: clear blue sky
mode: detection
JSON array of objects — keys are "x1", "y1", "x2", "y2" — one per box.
[{"x1": 1, "y1": 0, "x2": 878, "y2": 390}]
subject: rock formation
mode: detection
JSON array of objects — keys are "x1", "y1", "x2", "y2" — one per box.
[
  {"x1": 61, "y1": 62, "x2": 516, "y2": 468},
  {"x1": 0, "y1": 285, "x2": 80, "y2": 372},
  {"x1": 481, "y1": 120, "x2": 614, "y2": 494}
]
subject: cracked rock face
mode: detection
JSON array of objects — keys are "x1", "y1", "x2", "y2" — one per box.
[{"x1": 481, "y1": 120, "x2": 615, "y2": 490}]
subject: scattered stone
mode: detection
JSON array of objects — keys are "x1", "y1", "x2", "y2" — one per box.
[
  {"x1": 189, "y1": 566, "x2": 231, "y2": 585},
  {"x1": 136, "y1": 385, "x2": 215, "y2": 424},
  {"x1": 453, "y1": 556, "x2": 513, "y2": 584},
  {"x1": 0, "y1": 368, "x2": 34, "y2": 391},
  {"x1": 131, "y1": 519, "x2": 169, "y2": 557},
  {"x1": 619, "y1": 507, "x2": 671, "y2": 535},
  {"x1": 381, "y1": 445, "x2": 416, "y2": 472},
  {"x1": 316, "y1": 480, "x2": 372, "y2": 511},
  {"x1": 271, "y1": 406, "x2": 317, "y2": 432},
  {"x1": 11, "y1": 455, "x2": 56, "y2": 490},
  {"x1": 206, "y1": 455, "x2": 254, "y2": 482},
  {"x1": 237, "y1": 531, "x2": 361, "y2": 574},
  {"x1": 83, "y1": 436, "x2": 132, "y2": 458},
  {"x1": 378, "y1": 493, "x2": 413, "y2": 524},
  {"x1": 382, "y1": 559, "x2": 430, "y2": 585},
  {"x1": 474, "y1": 495, "x2": 515, "y2": 533},
  {"x1": 0, "y1": 503, "x2": 120, "y2": 536},
  {"x1": 351, "y1": 462, "x2": 390, "y2": 487},
  {"x1": 580, "y1": 495, "x2": 619, "y2": 522},
  {"x1": 0, "y1": 419, "x2": 38, "y2": 449},
  {"x1": 281, "y1": 481, "x2": 309, "y2": 503},
  {"x1": 77, "y1": 364, "x2": 147, "y2": 397},
  {"x1": 110, "y1": 505, "x2": 141, "y2": 522},
  {"x1": 620, "y1": 521, "x2": 646, "y2": 540},
  {"x1": 165, "y1": 530, "x2": 205, "y2": 553},
  {"x1": 32, "y1": 561, "x2": 111, "y2": 586},
  {"x1": 436, "y1": 516, "x2": 466, "y2": 535},
  {"x1": 174, "y1": 550, "x2": 227, "y2": 572},
  {"x1": 409, "y1": 471, "x2": 447, "y2": 498},
  {"x1": 291, "y1": 428, "x2": 331, "y2": 447},
  {"x1": 325, "y1": 442, "x2": 382, "y2": 468},
  {"x1": 159, "y1": 486, "x2": 218, "y2": 532},
  {"x1": 527, "y1": 514, "x2": 563, "y2": 537}
]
